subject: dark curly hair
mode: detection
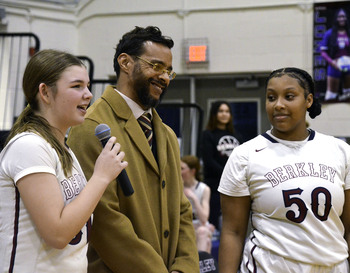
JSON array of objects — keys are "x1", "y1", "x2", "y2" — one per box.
[{"x1": 113, "y1": 26, "x2": 174, "y2": 80}]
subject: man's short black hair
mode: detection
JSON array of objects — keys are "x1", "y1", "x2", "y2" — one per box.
[{"x1": 113, "y1": 26, "x2": 174, "y2": 79}]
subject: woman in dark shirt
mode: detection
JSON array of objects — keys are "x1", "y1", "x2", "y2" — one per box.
[{"x1": 200, "y1": 101, "x2": 241, "y2": 230}]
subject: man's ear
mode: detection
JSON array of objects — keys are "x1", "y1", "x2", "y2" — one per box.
[
  {"x1": 38, "y1": 83, "x2": 51, "y2": 104},
  {"x1": 118, "y1": 53, "x2": 133, "y2": 74}
]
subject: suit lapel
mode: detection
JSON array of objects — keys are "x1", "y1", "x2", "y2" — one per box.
[
  {"x1": 104, "y1": 87, "x2": 159, "y2": 175},
  {"x1": 152, "y1": 109, "x2": 168, "y2": 177},
  {"x1": 124, "y1": 118, "x2": 159, "y2": 174}
]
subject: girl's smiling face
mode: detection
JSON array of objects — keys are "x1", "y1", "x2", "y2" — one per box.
[
  {"x1": 216, "y1": 103, "x2": 232, "y2": 127},
  {"x1": 266, "y1": 74, "x2": 313, "y2": 140},
  {"x1": 47, "y1": 65, "x2": 92, "y2": 133}
]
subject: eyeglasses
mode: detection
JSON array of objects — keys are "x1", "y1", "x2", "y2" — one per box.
[{"x1": 136, "y1": 56, "x2": 176, "y2": 80}]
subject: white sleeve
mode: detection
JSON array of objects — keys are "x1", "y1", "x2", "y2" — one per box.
[
  {"x1": 218, "y1": 144, "x2": 250, "y2": 197},
  {"x1": 340, "y1": 139, "x2": 350, "y2": 191},
  {"x1": 2, "y1": 133, "x2": 56, "y2": 184}
]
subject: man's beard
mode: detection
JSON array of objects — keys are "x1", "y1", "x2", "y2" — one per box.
[{"x1": 133, "y1": 68, "x2": 168, "y2": 109}]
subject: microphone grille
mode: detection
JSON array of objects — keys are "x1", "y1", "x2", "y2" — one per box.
[{"x1": 95, "y1": 123, "x2": 111, "y2": 141}]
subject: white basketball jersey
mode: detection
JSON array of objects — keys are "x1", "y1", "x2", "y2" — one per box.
[
  {"x1": 219, "y1": 130, "x2": 350, "y2": 267},
  {"x1": 0, "y1": 132, "x2": 90, "y2": 273}
]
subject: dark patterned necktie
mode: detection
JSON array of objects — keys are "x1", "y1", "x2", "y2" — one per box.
[{"x1": 138, "y1": 112, "x2": 153, "y2": 148}]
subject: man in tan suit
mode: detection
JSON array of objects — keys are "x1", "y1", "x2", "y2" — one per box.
[{"x1": 67, "y1": 26, "x2": 199, "y2": 273}]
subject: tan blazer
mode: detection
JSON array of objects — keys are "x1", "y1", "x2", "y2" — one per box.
[{"x1": 67, "y1": 86, "x2": 199, "y2": 273}]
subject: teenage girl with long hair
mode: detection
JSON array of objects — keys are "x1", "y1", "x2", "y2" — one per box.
[{"x1": 0, "y1": 49, "x2": 127, "y2": 273}]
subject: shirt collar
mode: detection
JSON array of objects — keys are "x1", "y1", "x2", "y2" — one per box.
[{"x1": 114, "y1": 88, "x2": 152, "y2": 120}]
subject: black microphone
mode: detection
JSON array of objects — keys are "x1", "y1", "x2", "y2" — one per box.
[{"x1": 95, "y1": 124, "x2": 134, "y2": 196}]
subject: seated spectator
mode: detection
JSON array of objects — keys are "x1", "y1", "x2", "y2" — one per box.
[{"x1": 181, "y1": 155, "x2": 215, "y2": 254}]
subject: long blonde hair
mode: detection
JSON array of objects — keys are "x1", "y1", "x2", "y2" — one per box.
[{"x1": 6, "y1": 49, "x2": 85, "y2": 176}]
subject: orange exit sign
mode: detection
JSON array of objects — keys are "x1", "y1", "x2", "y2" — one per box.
[{"x1": 188, "y1": 45, "x2": 207, "y2": 62}]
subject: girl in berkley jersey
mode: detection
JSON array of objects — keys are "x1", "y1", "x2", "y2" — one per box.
[
  {"x1": 0, "y1": 49, "x2": 127, "y2": 273},
  {"x1": 219, "y1": 67, "x2": 350, "y2": 272}
]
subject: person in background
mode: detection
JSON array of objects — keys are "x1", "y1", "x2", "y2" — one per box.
[
  {"x1": 200, "y1": 101, "x2": 241, "y2": 230},
  {"x1": 219, "y1": 67, "x2": 350, "y2": 272},
  {"x1": 0, "y1": 49, "x2": 127, "y2": 273},
  {"x1": 181, "y1": 155, "x2": 215, "y2": 254},
  {"x1": 320, "y1": 8, "x2": 350, "y2": 102},
  {"x1": 67, "y1": 26, "x2": 199, "y2": 273}
]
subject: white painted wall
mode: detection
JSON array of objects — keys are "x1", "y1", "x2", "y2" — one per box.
[
  {"x1": 1, "y1": 0, "x2": 349, "y2": 136},
  {"x1": 1, "y1": 2, "x2": 78, "y2": 50},
  {"x1": 307, "y1": 103, "x2": 350, "y2": 137}
]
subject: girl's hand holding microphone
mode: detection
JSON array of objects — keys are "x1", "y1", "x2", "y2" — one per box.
[{"x1": 92, "y1": 136, "x2": 128, "y2": 185}]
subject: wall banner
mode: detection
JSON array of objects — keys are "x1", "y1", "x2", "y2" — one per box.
[{"x1": 313, "y1": 1, "x2": 350, "y2": 103}]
